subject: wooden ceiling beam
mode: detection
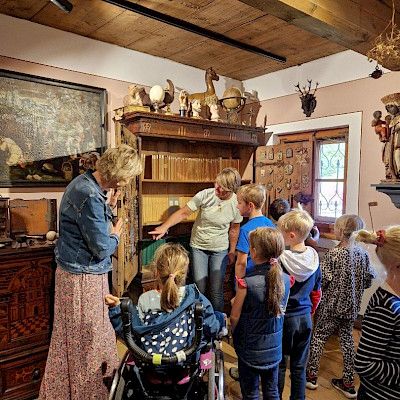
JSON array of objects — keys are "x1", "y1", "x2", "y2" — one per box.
[{"x1": 238, "y1": 0, "x2": 392, "y2": 52}]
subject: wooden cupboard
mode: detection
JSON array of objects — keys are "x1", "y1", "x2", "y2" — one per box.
[{"x1": 114, "y1": 111, "x2": 268, "y2": 298}]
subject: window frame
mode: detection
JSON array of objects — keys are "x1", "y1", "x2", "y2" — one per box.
[
  {"x1": 278, "y1": 128, "x2": 349, "y2": 234},
  {"x1": 313, "y1": 135, "x2": 348, "y2": 223}
]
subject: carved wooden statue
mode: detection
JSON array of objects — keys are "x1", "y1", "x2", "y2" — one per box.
[
  {"x1": 374, "y1": 93, "x2": 400, "y2": 181},
  {"x1": 187, "y1": 67, "x2": 219, "y2": 117}
]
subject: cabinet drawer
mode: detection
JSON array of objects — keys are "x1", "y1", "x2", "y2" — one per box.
[
  {"x1": 0, "y1": 350, "x2": 47, "y2": 400},
  {"x1": 0, "y1": 256, "x2": 54, "y2": 353}
]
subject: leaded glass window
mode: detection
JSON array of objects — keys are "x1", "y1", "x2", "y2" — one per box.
[{"x1": 314, "y1": 139, "x2": 347, "y2": 221}]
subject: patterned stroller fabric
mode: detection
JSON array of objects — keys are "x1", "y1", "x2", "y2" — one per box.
[{"x1": 140, "y1": 308, "x2": 195, "y2": 356}]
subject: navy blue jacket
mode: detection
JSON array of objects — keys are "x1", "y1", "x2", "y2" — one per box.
[
  {"x1": 283, "y1": 266, "x2": 322, "y2": 316},
  {"x1": 233, "y1": 263, "x2": 291, "y2": 369}
]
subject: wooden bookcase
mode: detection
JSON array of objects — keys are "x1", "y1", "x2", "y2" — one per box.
[{"x1": 114, "y1": 111, "x2": 268, "y2": 298}]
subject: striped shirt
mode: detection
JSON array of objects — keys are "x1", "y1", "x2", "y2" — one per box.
[{"x1": 355, "y1": 285, "x2": 400, "y2": 400}]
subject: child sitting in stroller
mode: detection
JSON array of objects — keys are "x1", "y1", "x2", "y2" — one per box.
[{"x1": 105, "y1": 242, "x2": 225, "y2": 357}]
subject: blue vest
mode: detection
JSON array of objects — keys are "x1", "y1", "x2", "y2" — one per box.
[{"x1": 233, "y1": 263, "x2": 290, "y2": 369}]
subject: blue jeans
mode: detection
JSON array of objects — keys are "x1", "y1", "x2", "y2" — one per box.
[
  {"x1": 238, "y1": 359, "x2": 280, "y2": 400},
  {"x1": 190, "y1": 247, "x2": 227, "y2": 312},
  {"x1": 278, "y1": 313, "x2": 312, "y2": 400}
]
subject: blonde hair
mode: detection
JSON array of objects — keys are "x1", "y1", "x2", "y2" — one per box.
[
  {"x1": 335, "y1": 214, "x2": 365, "y2": 241},
  {"x1": 151, "y1": 243, "x2": 189, "y2": 312},
  {"x1": 249, "y1": 227, "x2": 285, "y2": 316},
  {"x1": 277, "y1": 209, "x2": 314, "y2": 241},
  {"x1": 354, "y1": 225, "x2": 400, "y2": 268},
  {"x1": 215, "y1": 167, "x2": 241, "y2": 193},
  {"x1": 96, "y1": 144, "x2": 142, "y2": 184},
  {"x1": 237, "y1": 184, "x2": 266, "y2": 209}
]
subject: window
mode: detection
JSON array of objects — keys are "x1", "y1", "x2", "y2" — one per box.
[
  {"x1": 277, "y1": 127, "x2": 348, "y2": 226},
  {"x1": 314, "y1": 138, "x2": 347, "y2": 222}
]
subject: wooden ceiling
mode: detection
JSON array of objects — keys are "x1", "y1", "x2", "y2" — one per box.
[{"x1": 0, "y1": 0, "x2": 398, "y2": 80}]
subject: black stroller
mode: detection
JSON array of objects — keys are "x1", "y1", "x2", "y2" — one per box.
[{"x1": 109, "y1": 299, "x2": 225, "y2": 400}]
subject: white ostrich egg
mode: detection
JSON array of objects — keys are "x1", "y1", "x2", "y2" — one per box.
[{"x1": 149, "y1": 85, "x2": 165, "y2": 103}]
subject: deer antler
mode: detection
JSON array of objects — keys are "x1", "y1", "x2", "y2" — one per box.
[{"x1": 295, "y1": 83, "x2": 304, "y2": 96}]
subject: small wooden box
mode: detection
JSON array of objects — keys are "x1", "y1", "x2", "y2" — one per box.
[{"x1": 9, "y1": 199, "x2": 57, "y2": 237}]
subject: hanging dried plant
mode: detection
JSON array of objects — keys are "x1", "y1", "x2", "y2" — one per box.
[{"x1": 367, "y1": 0, "x2": 400, "y2": 71}]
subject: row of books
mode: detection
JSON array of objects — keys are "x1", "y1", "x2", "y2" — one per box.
[
  {"x1": 141, "y1": 195, "x2": 198, "y2": 225},
  {"x1": 141, "y1": 237, "x2": 191, "y2": 267},
  {"x1": 141, "y1": 153, "x2": 240, "y2": 181}
]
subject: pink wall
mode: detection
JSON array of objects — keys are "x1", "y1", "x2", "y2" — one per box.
[{"x1": 258, "y1": 73, "x2": 400, "y2": 230}]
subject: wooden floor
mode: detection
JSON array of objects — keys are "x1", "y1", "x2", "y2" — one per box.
[
  {"x1": 223, "y1": 329, "x2": 361, "y2": 400},
  {"x1": 117, "y1": 329, "x2": 361, "y2": 399}
]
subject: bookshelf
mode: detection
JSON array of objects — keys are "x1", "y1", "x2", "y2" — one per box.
[{"x1": 114, "y1": 111, "x2": 268, "y2": 298}]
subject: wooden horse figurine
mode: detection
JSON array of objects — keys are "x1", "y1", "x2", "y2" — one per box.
[{"x1": 188, "y1": 67, "x2": 219, "y2": 117}]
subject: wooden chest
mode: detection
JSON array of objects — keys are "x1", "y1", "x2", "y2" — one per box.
[{"x1": 0, "y1": 246, "x2": 55, "y2": 400}]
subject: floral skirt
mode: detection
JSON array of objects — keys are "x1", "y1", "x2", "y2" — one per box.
[{"x1": 39, "y1": 266, "x2": 120, "y2": 400}]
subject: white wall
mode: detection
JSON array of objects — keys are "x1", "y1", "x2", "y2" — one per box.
[
  {"x1": 243, "y1": 50, "x2": 389, "y2": 101},
  {"x1": 0, "y1": 14, "x2": 240, "y2": 95}
]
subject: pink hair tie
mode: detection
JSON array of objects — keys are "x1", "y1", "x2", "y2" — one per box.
[
  {"x1": 375, "y1": 230, "x2": 386, "y2": 247},
  {"x1": 169, "y1": 273, "x2": 176, "y2": 279},
  {"x1": 235, "y1": 276, "x2": 247, "y2": 289},
  {"x1": 269, "y1": 258, "x2": 278, "y2": 266}
]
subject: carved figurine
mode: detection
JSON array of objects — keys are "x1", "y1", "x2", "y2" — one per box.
[
  {"x1": 188, "y1": 67, "x2": 219, "y2": 117},
  {"x1": 372, "y1": 110, "x2": 390, "y2": 142},
  {"x1": 123, "y1": 84, "x2": 152, "y2": 108},
  {"x1": 210, "y1": 103, "x2": 220, "y2": 121},
  {"x1": 191, "y1": 99, "x2": 202, "y2": 119},
  {"x1": 374, "y1": 93, "x2": 400, "y2": 181},
  {"x1": 159, "y1": 79, "x2": 175, "y2": 114},
  {"x1": 179, "y1": 89, "x2": 189, "y2": 117}
]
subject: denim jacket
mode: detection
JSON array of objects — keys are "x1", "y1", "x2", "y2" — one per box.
[{"x1": 55, "y1": 170, "x2": 119, "y2": 275}]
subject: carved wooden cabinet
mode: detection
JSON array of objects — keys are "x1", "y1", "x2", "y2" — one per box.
[
  {"x1": 114, "y1": 111, "x2": 268, "y2": 299},
  {"x1": 0, "y1": 246, "x2": 55, "y2": 400}
]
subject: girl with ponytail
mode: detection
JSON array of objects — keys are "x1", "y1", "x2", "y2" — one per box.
[
  {"x1": 306, "y1": 215, "x2": 376, "y2": 398},
  {"x1": 105, "y1": 243, "x2": 224, "y2": 356},
  {"x1": 231, "y1": 227, "x2": 290, "y2": 400},
  {"x1": 353, "y1": 226, "x2": 400, "y2": 400}
]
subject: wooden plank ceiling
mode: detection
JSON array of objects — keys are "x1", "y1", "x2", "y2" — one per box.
[{"x1": 0, "y1": 0, "x2": 398, "y2": 80}]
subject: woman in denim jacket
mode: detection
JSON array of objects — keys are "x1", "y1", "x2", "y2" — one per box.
[{"x1": 39, "y1": 144, "x2": 142, "y2": 400}]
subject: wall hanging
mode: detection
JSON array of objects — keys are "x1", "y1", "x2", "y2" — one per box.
[{"x1": 0, "y1": 70, "x2": 106, "y2": 187}]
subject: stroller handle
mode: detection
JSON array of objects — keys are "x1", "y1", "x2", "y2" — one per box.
[{"x1": 120, "y1": 299, "x2": 204, "y2": 365}]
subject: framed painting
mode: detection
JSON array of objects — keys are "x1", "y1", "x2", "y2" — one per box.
[{"x1": 0, "y1": 69, "x2": 106, "y2": 187}]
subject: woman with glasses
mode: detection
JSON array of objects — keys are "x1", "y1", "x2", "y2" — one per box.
[{"x1": 149, "y1": 167, "x2": 242, "y2": 311}]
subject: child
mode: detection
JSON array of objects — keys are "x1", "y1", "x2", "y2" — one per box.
[
  {"x1": 235, "y1": 184, "x2": 275, "y2": 278},
  {"x1": 105, "y1": 243, "x2": 224, "y2": 355},
  {"x1": 231, "y1": 227, "x2": 291, "y2": 400},
  {"x1": 269, "y1": 198, "x2": 290, "y2": 224},
  {"x1": 354, "y1": 227, "x2": 400, "y2": 400},
  {"x1": 306, "y1": 215, "x2": 376, "y2": 399},
  {"x1": 269, "y1": 198, "x2": 320, "y2": 248},
  {"x1": 277, "y1": 209, "x2": 322, "y2": 400}
]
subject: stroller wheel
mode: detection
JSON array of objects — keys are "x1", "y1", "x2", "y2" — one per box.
[
  {"x1": 207, "y1": 352, "x2": 216, "y2": 399},
  {"x1": 215, "y1": 347, "x2": 224, "y2": 400}
]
